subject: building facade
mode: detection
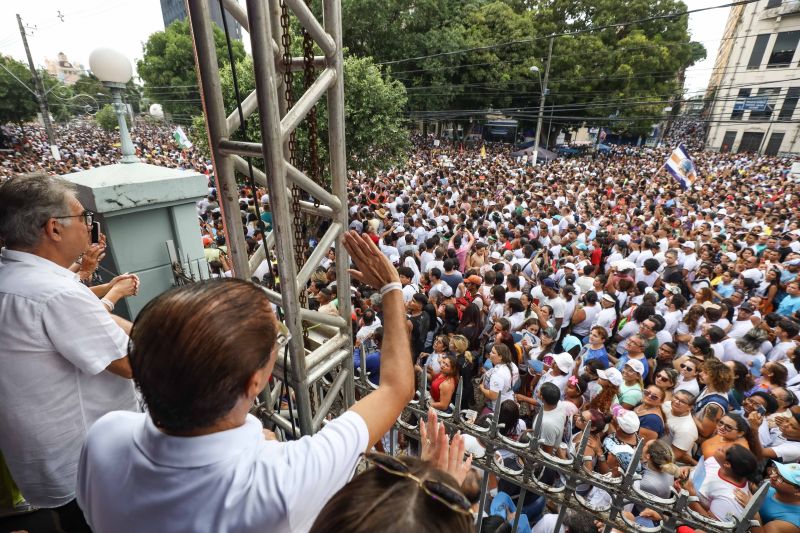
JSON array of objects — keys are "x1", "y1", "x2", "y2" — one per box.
[
  {"x1": 160, "y1": 0, "x2": 242, "y2": 40},
  {"x1": 44, "y1": 52, "x2": 86, "y2": 85},
  {"x1": 705, "y1": 0, "x2": 800, "y2": 155}
]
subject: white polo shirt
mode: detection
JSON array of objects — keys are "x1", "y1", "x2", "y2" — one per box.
[
  {"x1": 0, "y1": 248, "x2": 136, "y2": 507},
  {"x1": 77, "y1": 410, "x2": 369, "y2": 533}
]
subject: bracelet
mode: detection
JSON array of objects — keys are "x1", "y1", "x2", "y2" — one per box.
[
  {"x1": 380, "y1": 282, "x2": 402, "y2": 296},
  {"x1": 101, "y1": 298, "x2": 115, "y2": 312}
]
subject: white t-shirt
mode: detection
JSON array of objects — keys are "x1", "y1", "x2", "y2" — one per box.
[
  {"x1": 540, "y1": 404, "x2": 567, "y2": 448},
  {"x1": 662, "y1": 402, "x2": 698, "y2": 452},
  {"x1": 0, "y1": 249, "x2": 137, "y2": 507},
  {"x1": 593, "y1": 307, "x2": 618, "y2": 337},
  {"x1": 698, "y1": 469, "x2": 749, "y2": 522},
  {"x1": 77, "y1": 410, "x2": 369, "y2": 533},
  {"x1": 485, "y1": 363, "x2": 519, "y2": 405}
]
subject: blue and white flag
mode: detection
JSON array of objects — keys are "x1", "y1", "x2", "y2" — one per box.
[{"x1": 664, "y1": 144, "x2": 697, "y2": 190}]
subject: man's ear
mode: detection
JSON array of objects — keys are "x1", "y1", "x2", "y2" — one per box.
[
  {"x1": 43, "y1": 218, "x2": 63, "y2": 242},
  {"x1": 246, "y1": 364, "x2": 272, "y2": 400}
]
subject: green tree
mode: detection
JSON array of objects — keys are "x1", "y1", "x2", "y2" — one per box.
[
  {"x1": 0, "y1": 55, "x2": 38, "y2": 124},
  {"x1": 95, "y1": 104, "x2": 130, "y2": 132},
  {"x1": 341, "y1": 0, "x2": 706, "y2": 137},
  {"x1": 197, "y1": 54, "x2": 409, "y2": 175},
  {"x1": 137, "y1": 19, "x2": 245, "y2": 120}
]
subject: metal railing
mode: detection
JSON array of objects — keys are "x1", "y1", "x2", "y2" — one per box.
[{"x1": 354, "y1": 360, "x2": 767, "y2": 533}]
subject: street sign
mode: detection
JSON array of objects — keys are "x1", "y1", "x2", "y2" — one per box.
[{"x1": 733, "y1": 96, "x2": 769, "y2": 112}]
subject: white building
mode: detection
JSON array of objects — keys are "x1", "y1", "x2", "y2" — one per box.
[{"x1": 705, "y1": 0, "x2": 800, "y2": 155}]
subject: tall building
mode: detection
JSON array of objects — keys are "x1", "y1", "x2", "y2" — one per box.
[
  {"x1": 44, "y1": 52, "x2": 86, "y2": 85},
  {"x1": 704, "y1": 0, "x2": 800, "y2": 155},
  {"x1": 160, "y1": 0, "x2": 242, "y2": 40}
]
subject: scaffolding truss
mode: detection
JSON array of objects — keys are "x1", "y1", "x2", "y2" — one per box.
[{"x1": 187, "y1": 0, "x2": 353, "y2": 437}]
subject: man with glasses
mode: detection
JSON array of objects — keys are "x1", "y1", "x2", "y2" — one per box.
[
  {"x1": 0, "y1": 175, "x2": 138, "y2": 531},
  {"x1": 662, "y1": 390, "x2": 698, "y2": 465}
]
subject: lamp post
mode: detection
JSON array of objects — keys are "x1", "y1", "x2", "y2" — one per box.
[
  {"x1": 529, "y1": 36, "x2": 554, "y2": 167},
  {"x1": 89, "y1": 48, "x2": 138, "y2": 164}
]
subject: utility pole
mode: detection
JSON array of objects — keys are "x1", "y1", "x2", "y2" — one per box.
[
  {"x1": 17, "y1": 14, "x2": 58, "y2": 157},
  {"x1": 532, "y1": 35, "x2": 553, "y2": 167}
]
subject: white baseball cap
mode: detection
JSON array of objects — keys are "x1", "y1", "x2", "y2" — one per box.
[
  {"x1": 553, "y1": 352, "x2": 574, "y2": 374},
  {"x1": 617, "y1": 410, "x2": 640, "y2": 433},
  {"x1": 597, "y1": 367, "x2": 623, "y2": 387}
]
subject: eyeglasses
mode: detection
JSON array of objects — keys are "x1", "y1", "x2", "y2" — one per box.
[
  {"x1": 644, "y1": 391, "x2": 662, "y2": 400},
  {"x1": 717, "y1": 420, "x2": 737, "y2": 432},
  {"x1": 680, "y1": 364, "x2": 695, "y2": 371},
  {"x1": 52, "y1": 209, "x2": 94, "y2": 226},
  {"x1": 768, "y1": 467, "x2": 800, "y2": 490},
  {"x1": 656, "y1": 374, "x2": 670, "y2": 382},
  {"x1": 671, "y1": 397, "x2": 689, "y2": 406},
  {"x1": 364, "y1": 453, "x2": 472, "y2": 515}
]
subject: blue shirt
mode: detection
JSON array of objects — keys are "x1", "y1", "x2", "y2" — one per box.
[
  {"x1": 353, "y1": 348, "x2": 381, "y2": 385},
  {"x1": 777, "y1": 295, "x2": 800, "y2": 317},
  {"x1": 716, "y1": 283, "x2": 735, "y2": 298},
  {"x1": 760, "y1": 486, "x2": 800, "y2": 525},
  {"x1": 583, "y1": 347, "x2": 609, "y2": 369}
]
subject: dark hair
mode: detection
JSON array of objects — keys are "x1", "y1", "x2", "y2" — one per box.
[
  {"x1": 705, "y1": 325, "x2": 726, "y2": 344},
  {"x1": 724, "y1": 444, "x2": 758, "y2": 482},
  {"x1": 397, "y1": 266, "x2": 414, "y2": 279},
  {"x1": 507, "y1": 297, "x2": 524, "y2": 314},
  {"x1": 779, "y1": 318, "x2": 800, "y2": 338},
  {"x1": 130, "y1": 279, "x2": 276, "y2": 432},
  {"x1": 540, "y1": 382, "x2": 560, "y2": 406},
  {"x1": 725, "y1": 412, "x2": 760, "y2": 453},
  {"x1": 636, "y1": 258, "x2": 657, "y2": 275},
  {"x1": 497, "y1": 400, "x2": 521, "y2": 438},
  {"x1": 312, "y1": 455, "x2": 472, "y2": 532},
  {"x1": 730, "y1": 361, "x2": 755, "y2": 394},
  {"x1": 748, "y1": 391, "x2": 779, "y2": 415},
  {"x1": 583, "y1": 290, "x2": 598, "y2": 305}
]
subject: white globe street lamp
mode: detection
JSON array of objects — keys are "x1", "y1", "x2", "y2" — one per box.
[{"x1": 89, "y1": 48, "x2": 138, "y2": 164}]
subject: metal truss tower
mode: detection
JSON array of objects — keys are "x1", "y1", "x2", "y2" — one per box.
[{"x1": 187, "y1": 0, "x2": 353, "y2": 437}]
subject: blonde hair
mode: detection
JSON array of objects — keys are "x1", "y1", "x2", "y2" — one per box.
[
  {"x1": 647, "y1": 440, "x2": 680, "y2": 476},
  {"x1": 449, "y1": 335, "x2": 473, "y2": 364}
]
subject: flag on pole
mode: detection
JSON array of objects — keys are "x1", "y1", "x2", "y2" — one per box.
[
  {"x1": 173, "y1": 126, "x2": 193, "y2": 149},
  {"x1": 664, "y1": 144, "x2": 697, "y2": 190}
]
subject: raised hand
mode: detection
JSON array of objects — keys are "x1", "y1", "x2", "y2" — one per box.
[{"x1": 341, "y1": 230, "x2": 399, "y2": 290}]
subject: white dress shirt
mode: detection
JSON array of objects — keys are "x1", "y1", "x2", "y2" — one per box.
[
  {"x1": 0, "y1": 248, "x2": 136, "y2": 507},
  {"x1": 78, "y1": 410, "x2": 368, "y2": 532}
]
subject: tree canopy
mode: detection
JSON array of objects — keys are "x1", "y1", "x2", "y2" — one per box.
[
  {"x1": 137, "y1": 19, "x2": 245, "y2": 121},
  {"x1": 0, "y1": 55, "x2": 39, "y2": 125},
  {"x1": 341, "y1": 0, "x2": 706, "y2": 135}
]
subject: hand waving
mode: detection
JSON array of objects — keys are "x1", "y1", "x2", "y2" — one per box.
[
  {"x1": 342, "y1": 230, "x2": 399, "y2": 290},
  {"x1": 420, "y1": 408, "x2": 473, "y2": 485}
]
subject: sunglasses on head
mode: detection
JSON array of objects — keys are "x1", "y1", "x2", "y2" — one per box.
[{"x1": 364, "y1": 453, "x2": 472, "y2": 515}]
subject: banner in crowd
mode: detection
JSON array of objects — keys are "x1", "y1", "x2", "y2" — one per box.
[{"x1": 664, "y1": 143, "x2": 697, "y2": 190}]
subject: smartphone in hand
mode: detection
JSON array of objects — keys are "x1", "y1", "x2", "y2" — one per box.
[{"x1": 91, "y1": 221, "x2": 101, "y2": 244}]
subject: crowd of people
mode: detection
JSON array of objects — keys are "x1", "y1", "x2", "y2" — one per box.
[
  {"x1": 3, "y1": 114, "x2": 800, "y2": 532},
  {"x1": 296, "y1": 122, "x2": 800, "y2": 531},
  {"x1": 0, "y1": 120, "x2": 211, "y2": 178}
]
